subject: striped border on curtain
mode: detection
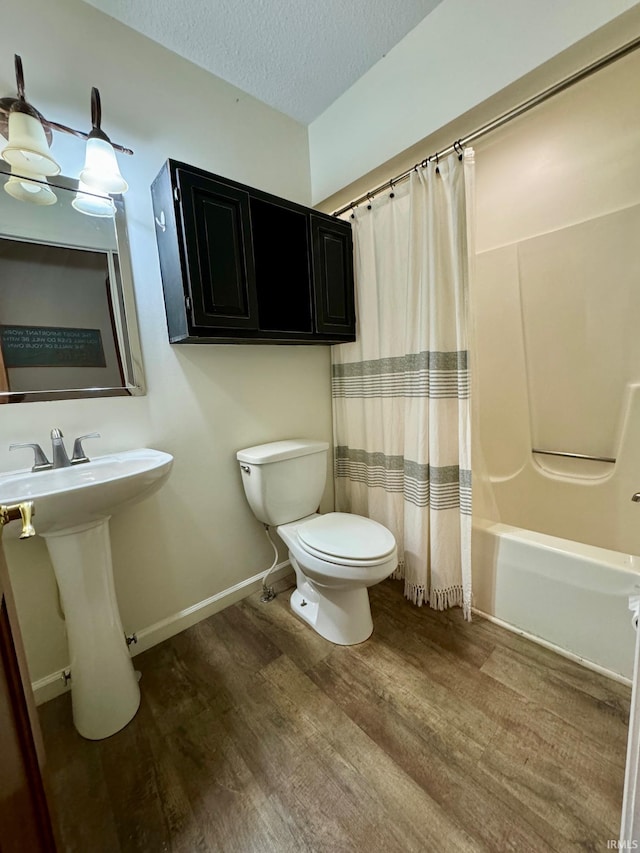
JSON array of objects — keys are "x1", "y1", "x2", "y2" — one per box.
[
  {"x1": 334, "y1": 447, "x2": 471, "y2": 515},
  {"x1": 333, "y1": 351, "x2": 469, "y2": 398}
]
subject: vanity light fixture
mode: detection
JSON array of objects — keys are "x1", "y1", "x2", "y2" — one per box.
[{"x1": 0, "y1": 54, "x2": 133, "y2": 211}]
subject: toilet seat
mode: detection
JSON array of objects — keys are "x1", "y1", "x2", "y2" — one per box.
[{"x1": 297, "y1": 512, "x2": 396, "y2": 567}]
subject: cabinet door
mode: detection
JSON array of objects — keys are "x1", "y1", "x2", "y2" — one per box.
[
  {"x1": 311, "y1": 216, "x2": 355, "y2": 338},
  {"x1": 177, "y1": 170, "x2": 258, "y2": 330},
  {"x1": 250, "y1": 198, "x2": 313, "y2": 334}
]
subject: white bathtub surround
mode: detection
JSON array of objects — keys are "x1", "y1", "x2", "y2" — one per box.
[{"x1": 332, "y1": 151, "x2": 474, "y2": 616}]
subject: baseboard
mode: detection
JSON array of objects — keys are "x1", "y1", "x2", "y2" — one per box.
[
  {"x1": 131, "y1": 562, "x2": 293, "y2": 655},
  {"x1": 32, "y1": 561, "x2": 294, "y2": 706},
  {"x1": 32, "y1": 670, "x2": 72, "y2": 705},
  {"x1": 473, "y1": 607, "x2": 632, "y2": 687}
]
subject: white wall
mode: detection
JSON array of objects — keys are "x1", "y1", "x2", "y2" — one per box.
[
  {"x1": 309, "y1": 0, "x2": 640, "y2": 204},
  {"x1": 1, "y1": 0, "x2": 333, "y2": 687}
]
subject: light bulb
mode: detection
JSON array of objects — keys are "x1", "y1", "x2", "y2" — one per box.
[{"x1": 79, "y1": 136, "x2": 128, "y2": 195}]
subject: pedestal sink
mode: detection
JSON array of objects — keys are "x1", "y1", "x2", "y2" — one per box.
[{"x1": 0, "y1": 448, "x2": 173, "y2": 739}]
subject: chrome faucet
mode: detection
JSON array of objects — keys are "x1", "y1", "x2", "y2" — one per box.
[
  {"x1": 8, "y1": 441, "x2": 52, "y2": 471},
  {"x1": 9, "y1": 429, "x2": 101, "y2": 472},
  {"x1": 70, "y1": 433, "x2": 101, "y2": 464},
  {"x1": 50, "y1": 428, "x2": 71, "y2": 469}
]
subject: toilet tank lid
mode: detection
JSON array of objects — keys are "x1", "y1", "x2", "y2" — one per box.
[{"x1": 236, "y1": 439, "x2": 329, "y2": 464}]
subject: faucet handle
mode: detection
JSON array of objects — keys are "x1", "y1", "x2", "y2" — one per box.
[
  {"x1": 9, "y1": 443, "x2": 52, "y2": 472},
  {"x1": 0, "y1": 501, "x2": 36, "y2": 538},
  {"x1": 71, "y1": 433, "x2": 101, "y2": 465}
]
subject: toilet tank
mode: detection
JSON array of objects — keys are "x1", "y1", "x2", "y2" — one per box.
[{"x1": 237, "y1": 439, "x2": 329, "y2": 526}]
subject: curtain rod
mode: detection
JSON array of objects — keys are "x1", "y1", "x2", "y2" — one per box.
[{"x1": 332, "y1": 33, "x2": 640, "y2": 218}]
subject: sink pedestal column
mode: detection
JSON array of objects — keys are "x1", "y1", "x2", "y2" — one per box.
[{"x1": 44, "y1": 518, "x2": 140, "y2": 740}]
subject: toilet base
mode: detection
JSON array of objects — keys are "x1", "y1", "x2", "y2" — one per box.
[{"x1": 290, "y1": 577, "x2": 374, "y2": 645}]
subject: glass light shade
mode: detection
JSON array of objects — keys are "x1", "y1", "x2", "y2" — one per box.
[
  {"x1": 2, "y1": 111, "x2": 61, "y2": 177},
  {"x1": 79, "y1": 136, "x2": 128, "y2": 194},
  {"x1": 4, "y1": 170, "x2": 57, "y2": 206},
  {"x1": 72, "y1": 181, "x2": 116, "y2": 217}
]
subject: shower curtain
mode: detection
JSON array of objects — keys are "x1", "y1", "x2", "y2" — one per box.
[{"x1": 332, "y1": 150, "x2": 474, "y2": 617}]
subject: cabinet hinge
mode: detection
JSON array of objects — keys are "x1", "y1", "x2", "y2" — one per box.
[
  {"x1": 185, "y1": 295, "x2": 192, "y2": 311},
  {"x1": 173, "y1": 186, "x2": 180, "y2": 204}
]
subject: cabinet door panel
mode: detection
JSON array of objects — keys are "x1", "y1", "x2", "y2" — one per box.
[
  {"x1": 311, "y1": 217, "x2": 355, "y2": 338},
  {"x1": 178, "y1": 171, "x2": 258, "y2": 329},
  {"x1": 251, "y1": 199, "x2": 313, "y2": 333}
]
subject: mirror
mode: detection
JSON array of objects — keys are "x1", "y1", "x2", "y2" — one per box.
[{"x1": 0, "y1": 167, "x2": 145, "y2": 402}]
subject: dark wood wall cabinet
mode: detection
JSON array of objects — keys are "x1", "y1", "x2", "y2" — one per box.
[{"x1": 151, "y1": 160, "x2": 356, "y2": 344}]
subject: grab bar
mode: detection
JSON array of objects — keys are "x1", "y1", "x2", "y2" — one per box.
[{"x1": 532, "y1": 449, "x2": 616, "y2": 464}]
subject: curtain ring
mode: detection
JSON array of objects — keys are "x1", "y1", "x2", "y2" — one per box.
[
  {"x1": 366, "y1": 193, "x2": 372, "y2": 210},
  {"x1": 350, "y1": 204, "x2": 356, "y2": 220},
  {"x1": 454, "y1": 140, "x2": 464, "y2": 161},
  {"x1": 435, "y1": 152, "x2": 440, "y2": 175},
  {"x1": 389, "y1": 179, "x2": 395, "y2": 199}
]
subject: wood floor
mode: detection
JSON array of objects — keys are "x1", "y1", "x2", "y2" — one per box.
[{"x1": 38, "y1": 578, "x2": 631, "y2": 853}]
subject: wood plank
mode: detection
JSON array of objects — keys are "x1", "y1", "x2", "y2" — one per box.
[
  {"x1": 98, "y1": 695, "x2": 172, "y2": 853},
  {"x1": 141, "y1": 712, "x2": 210, "y2": 853},
  {"x1": 480, "y1": 644, "x2": 629, "y2": 757},
  {"x1": 237, "y1": 585, "x2": 335, "y2": 671},
  {"x1": 475, "y1": 711, "x2": 624, "y2": 851},
  {"x1": 308, "y1": 647, "x2": 550, "y2": 852},
  {"x1": 370, "y1": 580, "x2": 496, "y2": 671},
  {"x1": 132, "y1": 639, "x2": 213, "y2": 736},
  {"x1": 189, "y1": 604, "x2": 472, "y2": 850},
  {"x1": 333, "y1": 634, "x2": 501, "y2": 753},
  {"x1": 36, "y1": 578, "x2": 629, "y2": 851},
  {"x1": 164, "y1": 705, "x2": 304, "y2": 853},
  {"x1": 38, "y1": 695, "x2": 120, "y2": 853},
  {"x1": 262, "y1": 653, "x2": 486, "y2": 852}
]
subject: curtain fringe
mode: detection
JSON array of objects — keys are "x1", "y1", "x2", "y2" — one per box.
[{"x1": 393, "y1": 562, "x2": 471, "y2": 620}]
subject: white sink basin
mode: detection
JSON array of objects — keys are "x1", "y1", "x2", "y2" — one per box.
[
  {"x1": 0, "y1": 447, "x2": 173, "y2": 740},
  {"x1": 0, "y1": 448, "x2": 173, "y2": 534}
]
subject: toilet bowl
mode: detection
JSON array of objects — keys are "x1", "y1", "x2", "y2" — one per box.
[
  {"x1": 236, "y1": 439, "x2": 398, "y2": 645},
  {"x1": 277, "y1": 512, "x2": 397, "y2": 644}
]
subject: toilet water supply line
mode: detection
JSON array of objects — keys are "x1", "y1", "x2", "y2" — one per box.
[{"x1": 261, "y1": 524, "x2": 278, "y2": 602}]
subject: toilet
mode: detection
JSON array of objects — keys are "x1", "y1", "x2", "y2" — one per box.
[{"x1": 237, "y1": 439, "x2": 398, "y2": 645}]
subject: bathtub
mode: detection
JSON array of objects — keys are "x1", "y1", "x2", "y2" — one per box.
[{"x1": 473, "y1": 519, "x2": 640, "y2": 681}]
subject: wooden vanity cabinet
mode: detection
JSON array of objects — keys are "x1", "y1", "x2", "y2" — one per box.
[{"x1": 151, "y1": 160, "x2": 355, "y2": 344}]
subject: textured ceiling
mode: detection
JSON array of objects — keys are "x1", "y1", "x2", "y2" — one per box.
[{"x1": 80, "y1": 0, "x2": 444, "y2": 124}]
